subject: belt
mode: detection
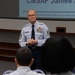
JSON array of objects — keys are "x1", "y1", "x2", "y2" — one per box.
[
  {"x1": 26, "y1": 44, "x2": 41, "y2": 49},
  {"x1": 28, "y1": 45, "x2": 41, "y2": 50}
]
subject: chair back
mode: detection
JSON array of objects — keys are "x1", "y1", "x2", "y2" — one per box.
[
  {"x1": 3, "y1": 70, "x2": 14, "y2": 75},
  {"x1": 33, "y1": 69, "x2": 45, "y2": 74}
]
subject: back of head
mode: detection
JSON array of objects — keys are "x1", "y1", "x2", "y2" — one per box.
[
  {"x1": 41, "y1": 37, "x2": 75, "y2": 74},
  {"x1": 16, "y1": 47, "x2": 33, "y2": 66}
]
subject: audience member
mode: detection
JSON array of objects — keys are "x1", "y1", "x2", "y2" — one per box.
[
  {"x1": 4, "y1": 47, "x2": 45, "y2": 75},
  {"x1": 41, "y1": 37, "x2": 75, "y2": 75}
]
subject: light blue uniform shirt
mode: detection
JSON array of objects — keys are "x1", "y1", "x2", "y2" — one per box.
[
  {"x1": 19, "y1": 21, "x2": 50, "y2": 47},
  {"x1": 4, "y1": 66, "x2": 45, "y2": 75}
]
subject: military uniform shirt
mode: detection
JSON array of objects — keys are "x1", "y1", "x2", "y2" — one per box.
[
  {"x1": 19, "y1": 21, "x2": 50, "y2": 47},
  {"x1": 5, "y1": 66, "x2": 45, "y2": 75}
]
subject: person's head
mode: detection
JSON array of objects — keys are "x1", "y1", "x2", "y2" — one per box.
[
  {"x1": 15, "y1": 47, "x2": 34, "y2": 67},
  {"x1": 41, "y1": 37, "x2": 75, "y2": 74},
  {"x1": 27, "y1": 9, "x2": 37, "y2": 24}
]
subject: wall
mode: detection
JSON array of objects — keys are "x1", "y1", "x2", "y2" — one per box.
[
  {"x1": 0, "y1": 18, "x2": 75, "y2": 48},
  {"x1": 0, "y1": 18, "x2": 75, "y2": 33}
]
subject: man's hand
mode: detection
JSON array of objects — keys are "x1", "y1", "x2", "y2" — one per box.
[{"x1": 26, "y1": 39, "x2": 38, "y2": 45}]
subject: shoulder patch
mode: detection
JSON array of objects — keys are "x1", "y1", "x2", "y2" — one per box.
[
  {"x1": 19, "y1": 33, "x2": 22, "y2": 40},
  {"x1": 47, "y1": 30, "x2": 50, "y2": 36}
]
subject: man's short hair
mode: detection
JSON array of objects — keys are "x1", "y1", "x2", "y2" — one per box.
[
  {"x1": 16, "y1": 47, "x2": 33, "y2": 66},
  {"x1": 41, "y1": 37, "x2": 75, "y2": 74}
]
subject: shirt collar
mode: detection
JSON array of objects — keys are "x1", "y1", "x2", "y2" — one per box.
[
  {"x1": 17, "y1": 66, "x2": 30, "y2": 70},
  {"x1": 30, "y1": 21, "x2": 38, "y2": 27}
]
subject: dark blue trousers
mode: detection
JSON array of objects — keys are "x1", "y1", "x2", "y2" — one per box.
[{"x1": 29, "y1": 46, "x2": 42, "y2": 70}]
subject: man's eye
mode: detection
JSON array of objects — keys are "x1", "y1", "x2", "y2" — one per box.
[
  {"x1": 29, "y1": 15, "x2": 35, "y2": 17},
  {"x1": 32, "y1": 15, "x2": 35, "y2": 16},
  {"x1": 29, "y1": 15, "x2": 31, "y2": 16}
]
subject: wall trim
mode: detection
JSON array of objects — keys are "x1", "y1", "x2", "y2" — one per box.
[
  {"x1": 0, "y1": 29, "x2": 21, "y2": 33},
  {"x1": 50, "y1": 32, "x2": 75, "y2": 36}
]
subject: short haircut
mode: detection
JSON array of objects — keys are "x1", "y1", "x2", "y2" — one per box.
[
  {"x1": 41, "y1": 37, "x2": 75, "y2": 74},
  {"x1": 27, "y1": 9, "x2": 37, "y2": 16},
  {"x1": 16, "y1": 47, "x2": 33, "y2": 66}
]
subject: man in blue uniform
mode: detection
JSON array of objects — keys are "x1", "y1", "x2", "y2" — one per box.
[{"x1": 19, "y1": 9, "x2": 50, "y2": 70}]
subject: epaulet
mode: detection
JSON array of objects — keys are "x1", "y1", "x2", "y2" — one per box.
[
  {"x1": 39, "y1": 22, "x2": 44, "y2": 25},
  {"x1": 24, "y1": 24, "x2": 29, "y2": 27}
]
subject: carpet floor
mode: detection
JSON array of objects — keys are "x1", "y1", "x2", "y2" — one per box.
[{"x1": 0, "y1": 60, "x2": 16, "y2": 75}]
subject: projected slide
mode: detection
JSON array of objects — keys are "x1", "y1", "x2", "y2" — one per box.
[{"x1": 19, "y1": 0, "x2": 75, "y2": 19}]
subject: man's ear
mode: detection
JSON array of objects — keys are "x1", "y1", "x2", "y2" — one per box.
[
  {"x1": 14, "y1": 58, "x2": 17, "y2": 64},
  {"x1": 15, "y1": 58, "x2": 19, "y2": 67},
  {"x1": 29, "y1": 58, "x2": 34, "y2": 67}
]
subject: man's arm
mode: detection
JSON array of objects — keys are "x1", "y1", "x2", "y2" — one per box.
[{"x1": 19, "y1": 29, "x2": 27, "y2": 47}]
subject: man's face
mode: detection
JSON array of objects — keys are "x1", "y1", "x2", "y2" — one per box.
[{"x1": 27, "y1": 10, "x2": 37, "y2": 24}]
